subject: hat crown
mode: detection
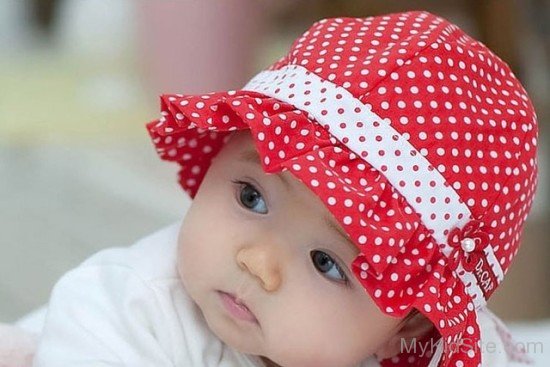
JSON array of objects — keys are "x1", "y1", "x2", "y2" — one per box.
[{"x1": 266, "y1": 11, "x2": 538, "y2": 276}]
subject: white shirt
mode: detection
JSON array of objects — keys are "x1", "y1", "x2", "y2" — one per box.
[
  {"x1": 33, "y1": 222, "x2": 265, "y2": 367},
  {"x1": 31, "y1": 222, "x2": 526, "y2": 367}
]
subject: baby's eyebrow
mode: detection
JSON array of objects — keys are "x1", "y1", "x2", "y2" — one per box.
[
  {"x1": 238, "y1": 148, "x2": 262, "y2": 165},
  {"x1": 238, "y1": 148, "x2": 291, "y2": 188},
  {"x1": 323, "y1": 215, "x2": 358, "y2": 254}
]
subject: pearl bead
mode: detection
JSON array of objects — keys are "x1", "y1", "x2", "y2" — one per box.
[{"x1": 460, "y1": 238, "x2": 476, "y2": 253}]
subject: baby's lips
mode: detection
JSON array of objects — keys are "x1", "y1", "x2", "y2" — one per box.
[{"x1": 219, "y1": 290, "x2": 260, "y2": 324}]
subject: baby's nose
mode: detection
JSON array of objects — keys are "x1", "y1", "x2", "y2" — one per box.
[{"x1": 236, "y1": 245, "x2": 282, "y2": 292}]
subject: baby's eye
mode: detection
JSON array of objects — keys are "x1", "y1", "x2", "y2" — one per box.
[
  {"x1": 310, "y1": 250, "x2": 348, "y2": 284},
  {"x1": 234, "y1": 180, "x2": 268, "y2": 214}
]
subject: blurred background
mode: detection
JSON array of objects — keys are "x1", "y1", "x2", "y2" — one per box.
[{"x1": 1, "y1": 0, "x2": 549, "y2": 358}]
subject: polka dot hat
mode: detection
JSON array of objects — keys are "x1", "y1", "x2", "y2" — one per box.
[{"x1": 147, "y1": 11, "x2": 538, "y2": 367}]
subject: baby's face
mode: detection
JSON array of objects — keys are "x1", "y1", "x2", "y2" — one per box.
[{"x1": 177, "y1": 131, "x2": 404, "y2": 367}]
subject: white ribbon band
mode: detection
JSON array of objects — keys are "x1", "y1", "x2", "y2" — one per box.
[{"x1": 243, "y1": 65, "x2": 503, "y2": 308}]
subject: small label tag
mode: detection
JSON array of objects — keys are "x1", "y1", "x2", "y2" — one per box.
[
  {"x1": 459, "y1": 244, "x2": 503, "y2": 309},
  {"x1": 470, "y1": 256, "x2": 498, "y2": 299}
]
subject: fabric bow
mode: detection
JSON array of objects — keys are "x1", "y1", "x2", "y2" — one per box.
[{"x1": 446, "y1": 219, "x2": 489, "y2": 273}]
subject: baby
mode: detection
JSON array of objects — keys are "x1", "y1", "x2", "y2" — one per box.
[{"x1": 31, "y1": 10, "x2": 538, "y2": 367}]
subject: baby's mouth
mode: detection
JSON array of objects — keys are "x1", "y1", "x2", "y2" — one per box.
[{"x1": 217, "y1": 290, "x2": 259, "y2": 324}]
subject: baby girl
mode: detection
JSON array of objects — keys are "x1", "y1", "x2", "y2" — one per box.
[{"x1": 24, "y1": 10, "x2": 540, "y2": 367}]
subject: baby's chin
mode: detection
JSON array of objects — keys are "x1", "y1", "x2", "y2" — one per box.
[
  {"x1": 211, "y1": 324, "x2": 263, "y2": 357},
  {"x1": 259, "y1": 356, "x2": 280, "y2": 367}
]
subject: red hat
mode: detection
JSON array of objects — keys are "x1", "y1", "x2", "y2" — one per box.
[{"x1": 147, "y1": 11, "x2": 538, "y2": 367}]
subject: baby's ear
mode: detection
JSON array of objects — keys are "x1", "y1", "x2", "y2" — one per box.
[{"x1": 374, "y1": 311, "x2": 434, "y2": 360}]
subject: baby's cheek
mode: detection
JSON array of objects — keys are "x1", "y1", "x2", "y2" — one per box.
[
  {"x1": 312, "y1": 299, "x2": 389, "y2": 365},
  {"x1": 176, "y1": 239, "x2": 194, "y2": 292},
  {"x1": 176, "y1": 225, "x2": 206, "y2": 292},
  {"x1": 177, "y1": 216, "x2": 229, "y2": 296},
  {"x1": 275, "y1": 298, "x2": 373, "y2": 366}
]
